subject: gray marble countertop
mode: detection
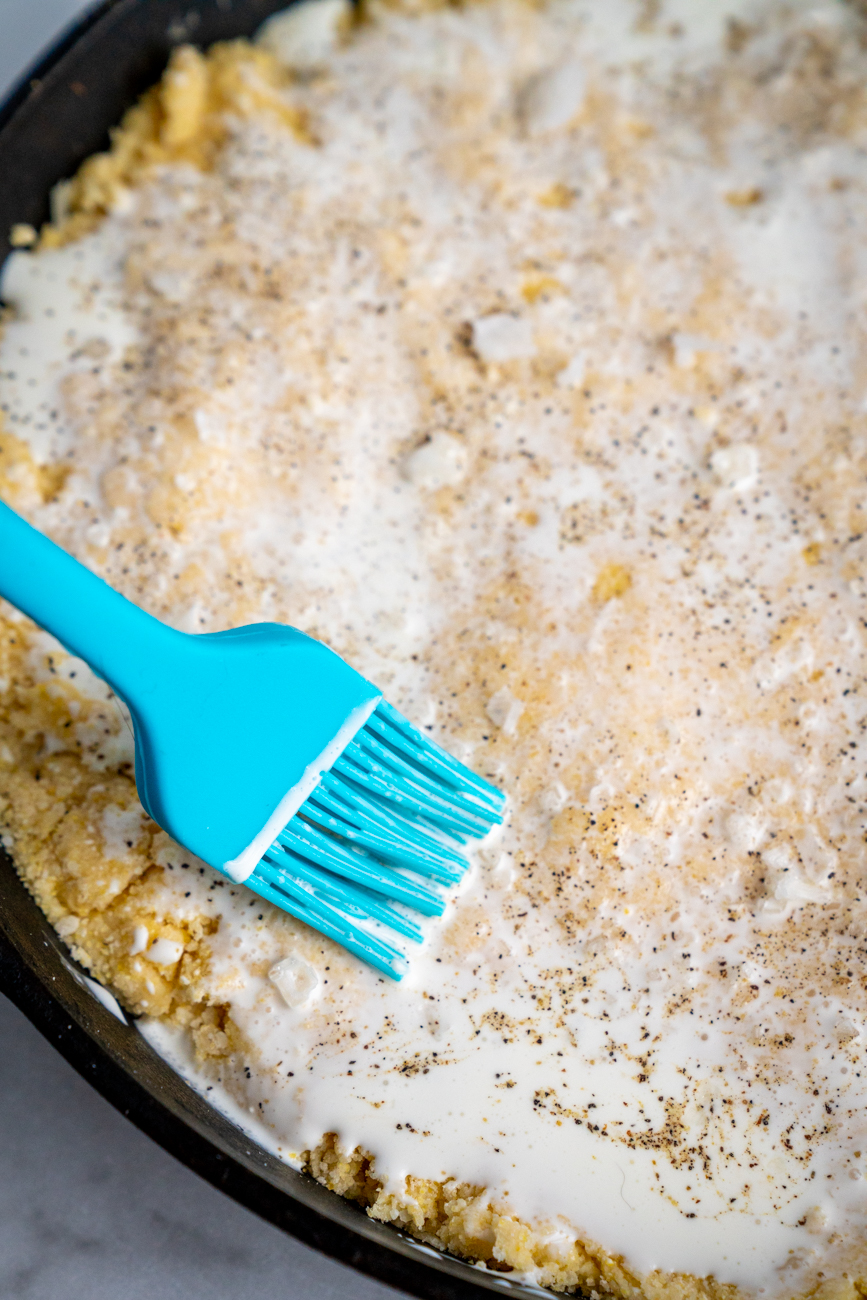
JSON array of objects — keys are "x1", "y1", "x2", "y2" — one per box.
[
  {"x1": 0, "y1": 996, "x2": 403, "y2": 1300},
  {"x1": 0, "y1": 6, "x2": 402, "y2": 1296}
]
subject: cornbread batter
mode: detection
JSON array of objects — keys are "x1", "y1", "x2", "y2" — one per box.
[{"x1": 2, "y1": 0, "x2": 867, "y2": 1293}]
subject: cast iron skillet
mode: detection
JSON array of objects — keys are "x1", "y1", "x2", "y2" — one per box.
[{"x1": 0, "y1": 5, "x2": 543, "y2": 1296}]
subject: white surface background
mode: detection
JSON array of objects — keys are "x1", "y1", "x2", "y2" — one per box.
[{"x1": 0, "y1": 4, "x2": 402, "y2": 1297}]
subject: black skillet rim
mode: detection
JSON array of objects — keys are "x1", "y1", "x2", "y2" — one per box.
[{"x1": 0, "y1": 4, "x2": 547, "y2": 1296}]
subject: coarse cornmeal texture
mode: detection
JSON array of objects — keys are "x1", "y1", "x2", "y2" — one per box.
[{"x1": 3, "y1": 0, "x2": 867, "y2": 1295}]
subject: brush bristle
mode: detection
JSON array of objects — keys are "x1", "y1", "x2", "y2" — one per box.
[{"x1": 245, "y1": 701, "x2": 506, "y2": 979}]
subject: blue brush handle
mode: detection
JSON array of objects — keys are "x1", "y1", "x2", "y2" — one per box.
[
  {"x1": 0, "y1": 496, "x2": 381, "y2": 875},
  {"x1": 0, "y1": 498, "x2": 174, "y2": 702}
]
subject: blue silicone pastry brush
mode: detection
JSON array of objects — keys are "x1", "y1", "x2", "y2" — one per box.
[{"x1": 0, "y1": 500, "x2": 505, "y2": 978}]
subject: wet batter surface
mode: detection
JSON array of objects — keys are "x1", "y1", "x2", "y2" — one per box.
[{"x1": 2, "y1": 0, "x2": 867, "y2": 1293}]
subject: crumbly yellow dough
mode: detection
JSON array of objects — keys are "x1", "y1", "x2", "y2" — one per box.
[
  {"x1": 309, "y1": 1132, "x2": 747, "y2": 1299},
  {"x1": 40, "y1": 41, "x2": 311, "y2": 249},
  {"x1": 0, "y1": 614, "x2": 237, "y2": 1055}
]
